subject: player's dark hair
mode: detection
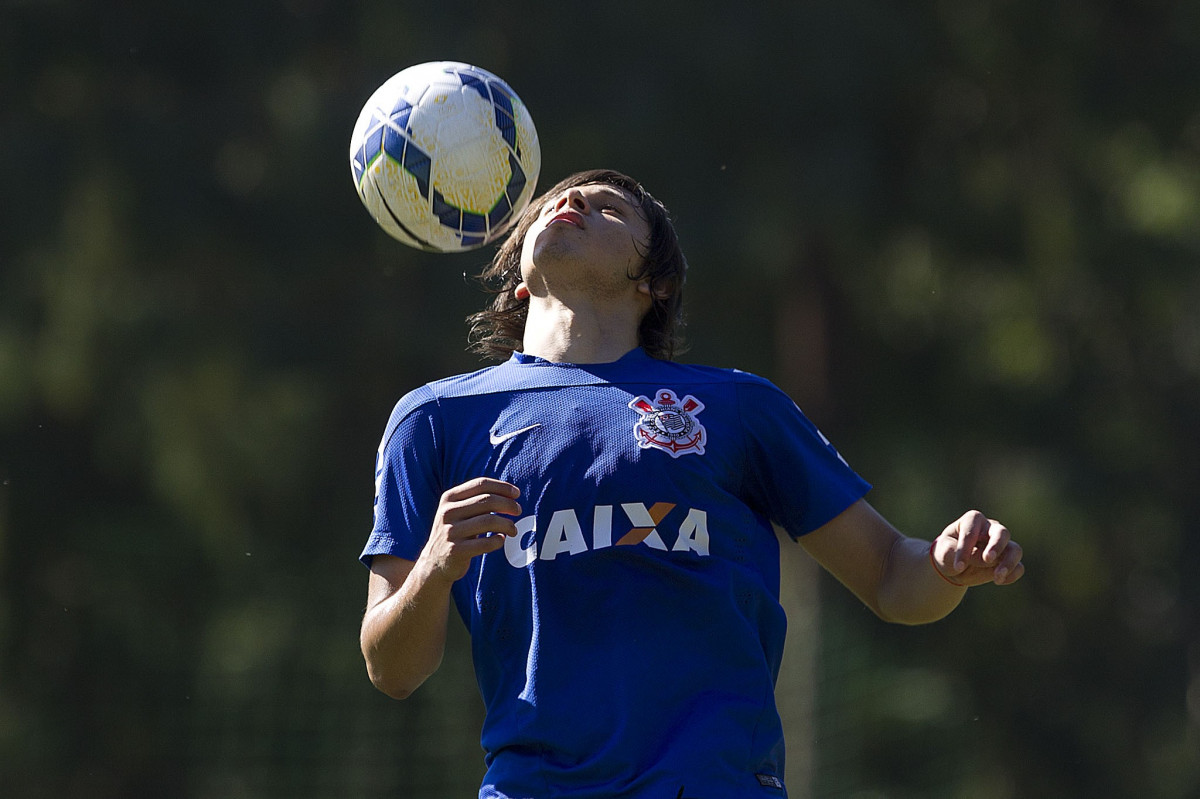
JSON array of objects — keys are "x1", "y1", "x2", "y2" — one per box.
[{"x1": 467, "y1": 169, "x2": 688, "y2": 361}]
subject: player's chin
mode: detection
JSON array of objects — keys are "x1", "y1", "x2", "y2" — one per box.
[{"x1": 530, "y1": 227, "x2": 573, "y2": 256}]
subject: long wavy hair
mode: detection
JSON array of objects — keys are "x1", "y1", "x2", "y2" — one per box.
[{"x1": 466, "y1": 169, "x2": 688, "y2": 361}]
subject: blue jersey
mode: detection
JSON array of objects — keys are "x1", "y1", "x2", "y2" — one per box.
[{"x1": 361, "y1": 348, "x2": 870, "y2": 799}]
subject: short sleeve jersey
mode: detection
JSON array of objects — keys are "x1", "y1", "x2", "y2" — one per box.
[{"x1": 361, "y1": 348, "x2": 870, "y2": 799}]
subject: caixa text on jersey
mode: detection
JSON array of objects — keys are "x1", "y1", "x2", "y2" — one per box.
[{"x1": 501, "y1": 502, "x2": 710, "y2": 567}]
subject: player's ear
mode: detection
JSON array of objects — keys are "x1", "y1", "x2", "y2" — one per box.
[
  {"x1": 637, "y1": 281, "x2": 670, "y2": 300},
  {"x1": 514, "y1": 282, "x2": 531, "y2": 301}
]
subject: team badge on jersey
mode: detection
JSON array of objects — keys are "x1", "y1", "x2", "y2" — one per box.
[{"x1": 628, "y1": 389, "x2": 706, "y2": 458}]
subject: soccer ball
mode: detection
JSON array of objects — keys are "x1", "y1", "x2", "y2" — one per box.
[{"x1": 349, "y1": 61, "x2": 541, "y2": 253}]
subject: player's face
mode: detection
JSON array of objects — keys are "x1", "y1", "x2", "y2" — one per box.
[{"x1": 519, "y1": 183, "x2": 652, "y2": 298}]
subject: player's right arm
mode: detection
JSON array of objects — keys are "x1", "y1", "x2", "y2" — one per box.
[{"x1": 360, "y1": 477, "x2": 521, "y2": 699}]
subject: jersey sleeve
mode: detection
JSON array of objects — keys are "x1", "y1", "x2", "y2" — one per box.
[
  {"x1": 736, "y1": 377, "x2": 871, "y2": 539},
  {"x1": 359, "y1": 385, "x2": 443, "y2": 567}
]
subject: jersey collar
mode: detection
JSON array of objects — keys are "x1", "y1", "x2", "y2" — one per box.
[{"x1": 508, "y1": 347, "x2": 653, "y2": 368}]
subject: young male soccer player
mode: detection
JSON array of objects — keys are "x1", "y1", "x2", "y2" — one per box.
[{"x1": 359, "y1": 169, "x2": 1025, "y2": 799}]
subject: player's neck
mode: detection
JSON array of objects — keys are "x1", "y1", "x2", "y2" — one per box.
[{"x1": 521, "y1": 297, "x2": 641, "y2": 364}]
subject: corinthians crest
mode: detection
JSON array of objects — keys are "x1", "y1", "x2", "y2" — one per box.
[{"x1": 628, "y1": 389, "x2": 707, "y2": 458}]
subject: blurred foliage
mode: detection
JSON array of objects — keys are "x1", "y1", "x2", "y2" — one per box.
[{"x1": 2, "y1": 0, "x2": 1199, "y2": 797}]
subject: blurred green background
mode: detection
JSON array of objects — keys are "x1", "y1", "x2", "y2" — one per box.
[{"x1": 3, "y1": 1, "x2": 1199, "y2": 796}]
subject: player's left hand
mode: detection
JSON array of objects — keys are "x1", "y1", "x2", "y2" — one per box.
[{"x1": 931, "y1": 510, "x2": 1025, "y2": 587}]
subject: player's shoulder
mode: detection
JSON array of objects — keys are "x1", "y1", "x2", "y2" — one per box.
[
  {"x1": 378, "y1": 383, "x2": 440, "y2": 445},
  {"x1": 378, "y1": 362, "x2": 510, "y2": 448},
  {"x1": 663, "y1": 361, "x2": 807, "y2": 426},
  {"x1": 660, "y1": 358, "x2": 784, "y2": 394},
  {"x1": 426, "y1": 360, "x2": 524, "y2": 398},
  {"x1": 386, "y1": 362, "x2": 504, "y2": 417}
]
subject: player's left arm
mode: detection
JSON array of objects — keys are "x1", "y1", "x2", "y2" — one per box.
[{"x1": 798, "y1": 499, "x2": 1025, "y2": 625}]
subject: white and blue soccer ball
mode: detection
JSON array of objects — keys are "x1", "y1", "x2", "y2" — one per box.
[{"x1": 349, "y1": 61, "x2": 541, "y2": 253}]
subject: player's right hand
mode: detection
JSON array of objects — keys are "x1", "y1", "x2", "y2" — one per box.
[{"x1": 420, "y1": 477, "x2": 521, "y2": 583}]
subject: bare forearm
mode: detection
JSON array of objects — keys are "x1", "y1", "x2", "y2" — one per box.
[
  {"x1": 876, "y1": 536, "x2": 966, "y2": 625},
  {"x1": 360, "y1": 558, "x2": 454, "y2": 699},
  {"x1": 802, "y1": 503, "x2": 1022, "y2": 625},
  {"x1": 361, "y1": 479, "x2": 523, "y2": 700}
]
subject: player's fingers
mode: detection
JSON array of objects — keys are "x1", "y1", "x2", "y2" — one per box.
[
  {"x1": 449, "y1": 514, "x2": 519, "y2": 541},
  {"x1": 980, "y1": 519, "x2": 1010, "y2": 565},
  {"x1": 950, "y1": 510, "x2": 988, "y2": 571},
  {"x1": 422, "y1": 513, "x2": 514, "y2": 580},
  {"x1": 442, "y1": 477, "x2": 521, "y2": 502},
  {"x1": 455, "y1": 531, "x2": 510, "y2": 557},
  {"x1": 991, "y1": 541, "x2": 1024, "y2": 585},
  {"x1": 442, "y1": 491, "x2": 522, "y2": 522},
  {"x1": 998, "y1": 560, "x2": 1025, "y2": 585}
]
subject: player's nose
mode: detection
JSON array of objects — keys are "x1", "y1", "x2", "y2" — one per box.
[{"x1": 554, "y1": 189, "x2": 589, "y2": 213}]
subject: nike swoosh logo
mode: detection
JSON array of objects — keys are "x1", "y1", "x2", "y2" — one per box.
[{"x1": 489, "y1": 423, "x2": 543, "y2": 446}]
